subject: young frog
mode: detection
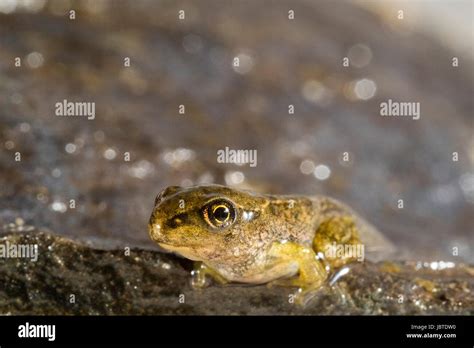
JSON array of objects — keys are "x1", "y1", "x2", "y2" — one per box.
[{"x1": 148, "y1": 185, "x2": 394, "y2": 304}]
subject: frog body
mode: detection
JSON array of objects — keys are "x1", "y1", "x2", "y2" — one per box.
[{"x1": 148, "y1": 185, "x2": 394, "y2": 299}]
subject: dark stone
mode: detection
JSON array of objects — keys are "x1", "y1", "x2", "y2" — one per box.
[{"x1": 1, "y1": 230, "x2": 472, "y2": 315}]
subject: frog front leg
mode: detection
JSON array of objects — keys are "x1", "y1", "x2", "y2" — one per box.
[
  {"x1": 266, "y1": 241, "x2": 328, "y2": 304},
  {"x1": 191, "y1": 261, "x2": 229, "y2": 288}
]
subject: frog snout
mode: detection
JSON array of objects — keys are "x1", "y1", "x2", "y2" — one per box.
[
  {"x1": 149, "y1": 206, "x2": 166, "y2": 241},
  {"x1": 149, "y1": 220, "x2": 163, "y2": 241}
]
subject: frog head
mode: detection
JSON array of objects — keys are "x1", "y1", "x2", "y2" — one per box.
[{"x1": 148, "y1": 185, "x2": 267, "y2": 262}]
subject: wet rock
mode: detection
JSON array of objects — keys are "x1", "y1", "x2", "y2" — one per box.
[{"x1": 1, "y1": 230, "x2": 472, "y2": 315}]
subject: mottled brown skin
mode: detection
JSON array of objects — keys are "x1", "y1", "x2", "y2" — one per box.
[{"x1": 148, "y1": 185, "x2": 393, "y2": 301}]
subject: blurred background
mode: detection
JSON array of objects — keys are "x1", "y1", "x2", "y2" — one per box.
[{"x1": 0, "y1": 0, "x2": 472, "y2": 262}]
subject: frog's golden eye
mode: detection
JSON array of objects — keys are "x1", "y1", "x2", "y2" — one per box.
[{"x1": 202, "y1": 199, "x2": 237, "y2": 229}]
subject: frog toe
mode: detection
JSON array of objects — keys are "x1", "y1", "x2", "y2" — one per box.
[{"x1": 190, "y1": 262, "x2": 229, "y2": 288}]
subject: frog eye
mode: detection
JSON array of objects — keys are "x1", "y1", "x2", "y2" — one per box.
[{"x1": 202, "y1": 199, "x2": 237, "y2": 229}]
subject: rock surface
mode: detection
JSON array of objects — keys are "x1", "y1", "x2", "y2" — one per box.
[{"x1": 1, "y1": 230, "x2": 472, "y2": 315}]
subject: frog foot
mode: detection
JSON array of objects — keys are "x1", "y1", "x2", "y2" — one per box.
[
  {"x1": 190, "y1": 262, "x2": 228, "y2": 288},
  {"x1": 268, "y1": 276, "x2": 325, "y2": 306},
  {"x1": 266, "y1": 241, "x2": 329, "y2": 306}
]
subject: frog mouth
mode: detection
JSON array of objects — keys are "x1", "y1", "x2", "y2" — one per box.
[{"x1": 158, "y1": 243, "x2": 202, "y2": 261}]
